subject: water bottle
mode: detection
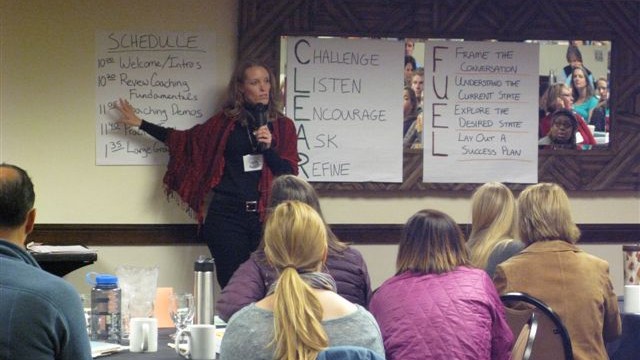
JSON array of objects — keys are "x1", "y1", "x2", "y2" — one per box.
[
  {"x1": 86, "y1": 272, "x2": 122, "y2": 343},
  {"x1": 193, "y1": 256, "x2": 215, "y2": 325}
]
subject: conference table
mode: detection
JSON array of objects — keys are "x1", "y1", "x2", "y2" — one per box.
[
  {"x1": 606, "y1": 297, "x2": 640, "y2": 360},
  {"x1": 96, "y1": 298, "x2": 639, "y2": 359},
  {"x1": 99, "y1": 329, "x2": 182, "y2": 359},
  {"x1": 98, "y1": 327, "x2": 225, "y2": 360}
]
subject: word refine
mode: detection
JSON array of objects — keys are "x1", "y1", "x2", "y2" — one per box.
[{"x1": 311, "y1": 161, "x2": 351, "y2": 177}]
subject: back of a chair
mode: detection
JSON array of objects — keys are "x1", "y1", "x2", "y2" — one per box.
[
  {"x1": 316, "y1": 346, "x2": 385, "y2": 360},
  {"x1": 501, "y1": 292, "x2": 573, "y2": 360},
  {"x1": 510, "y1": 312, "x2": 537, "y2": 360}
]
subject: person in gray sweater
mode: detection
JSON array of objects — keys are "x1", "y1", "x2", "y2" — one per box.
[{"x1": 218, "y1": 201, "x2": 384, "y2": 360}]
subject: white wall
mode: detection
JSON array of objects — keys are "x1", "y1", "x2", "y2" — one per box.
[{"x1": 2, "y1": 1, "x2": 638, "y2": 300}]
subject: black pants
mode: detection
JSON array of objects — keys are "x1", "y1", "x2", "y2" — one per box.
[{"x1": 201, "y1": 193, "x2": 262, "y2": 289}]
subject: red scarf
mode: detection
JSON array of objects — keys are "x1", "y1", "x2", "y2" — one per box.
[{"x1": 163, "y1": 111, "x2": 299, "y2": 223}]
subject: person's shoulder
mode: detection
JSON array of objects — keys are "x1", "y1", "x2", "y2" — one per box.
[
  {"x1": 373, "y1": 272, "x2": 416, "y2": 293},
  {"x1": 3, "y1": 261, "x2": 81, "y2": 311},
  {"x1": 275, "y1": 116, "x2": 296, "y2": 129},
  {"x1": 330, "y1": 246, "x2": 364, "y2": 262},
  {"x1": 226, "y1": 303, "x2": 266, "y2": 325},
  {"x1": 450, "y1": 266, "x2": 492, "y2": 285},
  {"x1": 576, "y1": 249, "x2": 610, "y2": 269},
  {"x1": 496, "y1": 239, "x2": 525, "y2": 254},
  {"x1": 538, "y1": 136, "x2": 552, "y2": 145},
  {"x1": 456, "y1": 265, "x2": 487, "y2": 276}
]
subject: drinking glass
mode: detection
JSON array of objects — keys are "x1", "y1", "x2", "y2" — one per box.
[{"x1": 168, "y1": 293, "x2": 195, "y2": 339}]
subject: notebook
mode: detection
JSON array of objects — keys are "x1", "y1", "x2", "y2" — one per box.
[{"x1": 90, "y1": 341, "x2": 125, "y2": 358}]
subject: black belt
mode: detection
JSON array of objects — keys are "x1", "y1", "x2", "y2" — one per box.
[
  {"x1": 214, "y1": 192, "x2": 259, "y2": 212},
  {"x1": 244, "y1": 200, "x2": 258, "y2": 212}
]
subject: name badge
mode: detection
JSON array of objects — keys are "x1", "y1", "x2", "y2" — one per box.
[{"x1": 243, "y1": 154, "x2": 264, "y2": 172}]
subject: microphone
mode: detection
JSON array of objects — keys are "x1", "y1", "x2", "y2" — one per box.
[
  {"x1": 255, "y1": 103, "x2": 268, "y2": 128},
  {"x1": 253, "y1": 104, "x2": 269, "y2": 151}
]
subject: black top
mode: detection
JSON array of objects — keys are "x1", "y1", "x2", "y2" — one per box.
[{"x1": 139, "y1": 110, "x2": 293, "y2": 201}]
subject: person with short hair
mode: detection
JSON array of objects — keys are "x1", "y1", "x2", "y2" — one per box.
[
  {"x1": 218, "y1": 201, "x2": 384, "y2": 360},
  {"x1": 538, "y1": 108, "x2": 579, "y2": 149},
  {"x1": 404, "y1": 55, "x2": 417, "y2": 86},
  {"x1": 216, "y1": 175, "x2": 372, "y2": 322},
  {"x1": 467, "y1": 182, "x2": 524, "y2": 278},
  {"x1": 494, "y1": 183, "x2": 621, "y2": 360},
  {"x1": 0, "y1": 163, "x2": 92, "y2": 360},
  {"x1": 409, "y1": 67, "x2": 424, "y2": 107},
  {"x1": 562, "y1": 45, "x2": 594, "y2": 87},
  {"x1": 369, "y1": 209, "x2": 513, "y2": 360}
]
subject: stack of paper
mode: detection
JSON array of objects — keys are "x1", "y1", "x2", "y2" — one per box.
[
  {"x1": 26, "y1": 242, "x2": 96, "y2": 254},
  {"x1": 90, "y1": 341, "x2": 125, "y2": 358}
]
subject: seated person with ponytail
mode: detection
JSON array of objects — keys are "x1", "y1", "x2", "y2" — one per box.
[
  {"x1": 217, "y1": 175, "x2": 372, "y2": 322},
  {"x1": 218, "y1": 201, "x2": 384, "y2": 360}
]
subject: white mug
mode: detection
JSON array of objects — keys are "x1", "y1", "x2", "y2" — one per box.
[
  {"x1": 624, "y1": 285, "x2": 640, "y2": 314},
  {"x1": 176, "y1": 324, "x2": 216, "y2": 360},
  {"x1": 129, "y1": 317, "x2": 158, "y2": 353}
]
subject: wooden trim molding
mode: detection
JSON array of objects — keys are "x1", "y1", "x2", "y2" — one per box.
[{"x1": 30, "y1": 223, "x2": 639, "y2": 246}]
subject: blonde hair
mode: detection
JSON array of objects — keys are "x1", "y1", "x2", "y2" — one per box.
[
  {"x1": 517, "y1": 183, "x2": 580, "y2": 245},
  {"x1": 467, "y1": 182, "x2": 517, "y2": 269},
  {"x1": 396, "y1": 209, "x2": 469, "y2": 275},
  {"x1": 263, "y1": 201, "x2": 329, "y2": 360}
]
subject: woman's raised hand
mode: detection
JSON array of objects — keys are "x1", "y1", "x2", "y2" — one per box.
[{"x1": 114, "y1": 99, "x2": 143, "y2": 127}]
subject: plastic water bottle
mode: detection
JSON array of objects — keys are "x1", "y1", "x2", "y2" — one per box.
[
  {"x1": 193, "y1": 256, "x2": 215, "y2": 325},
  {"x1": 87, "y1": 272, "x2": 122, "y2": 343}
]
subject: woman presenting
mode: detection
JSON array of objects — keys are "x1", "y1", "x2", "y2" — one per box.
[{"x1": 115, "y1": 59, "x2": 299, "y2": 288}]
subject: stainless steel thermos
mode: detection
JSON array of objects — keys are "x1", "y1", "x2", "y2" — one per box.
[{"x1": 193, "y1": 256, "x2": 215, "y2": 325}]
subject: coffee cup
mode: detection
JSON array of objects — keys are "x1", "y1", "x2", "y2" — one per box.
[
  {"x1": 175, "y1": 324, "x2": 216, "y2": 360},
  {"x1": 129, "y1": 317, "x2": 158, "y2": 352},
  {"x1": 624, "y1": 285, "x2": 640, "y2": 313}
]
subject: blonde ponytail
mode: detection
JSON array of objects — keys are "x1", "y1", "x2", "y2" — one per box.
[
  {"x1": 272, "y1": 268, "x2": 327, "y2": 360},
  {"x1": 264, "y1": 201, "x2": 330, "y2": 360}
]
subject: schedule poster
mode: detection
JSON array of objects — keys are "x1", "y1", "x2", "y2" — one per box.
[{"x1": 95, "y1": 31, "x2": 216, "y2": 165}]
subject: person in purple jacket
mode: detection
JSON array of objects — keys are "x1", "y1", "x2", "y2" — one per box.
[
  {"x1": 216, "y1": 175, "x2": 372, "y2": 322},
  {"x1": 369, "y1": 209, "x2": 513, "y2": 360}
]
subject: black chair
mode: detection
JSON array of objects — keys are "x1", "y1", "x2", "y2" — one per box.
[
  {"x1": 501, "y1": 292, "x2": 573, "y2": 360},
  {"x1": 511, "y1": 312, "x2": 537, "y2": 360}
]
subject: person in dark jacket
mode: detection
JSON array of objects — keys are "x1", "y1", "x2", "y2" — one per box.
[
  {"x1": 216, "y1": 175, "x2": 372, "y2": 322},
  {"x1": 0, "y1": 163, "x2": 92, "y2": 360}
]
